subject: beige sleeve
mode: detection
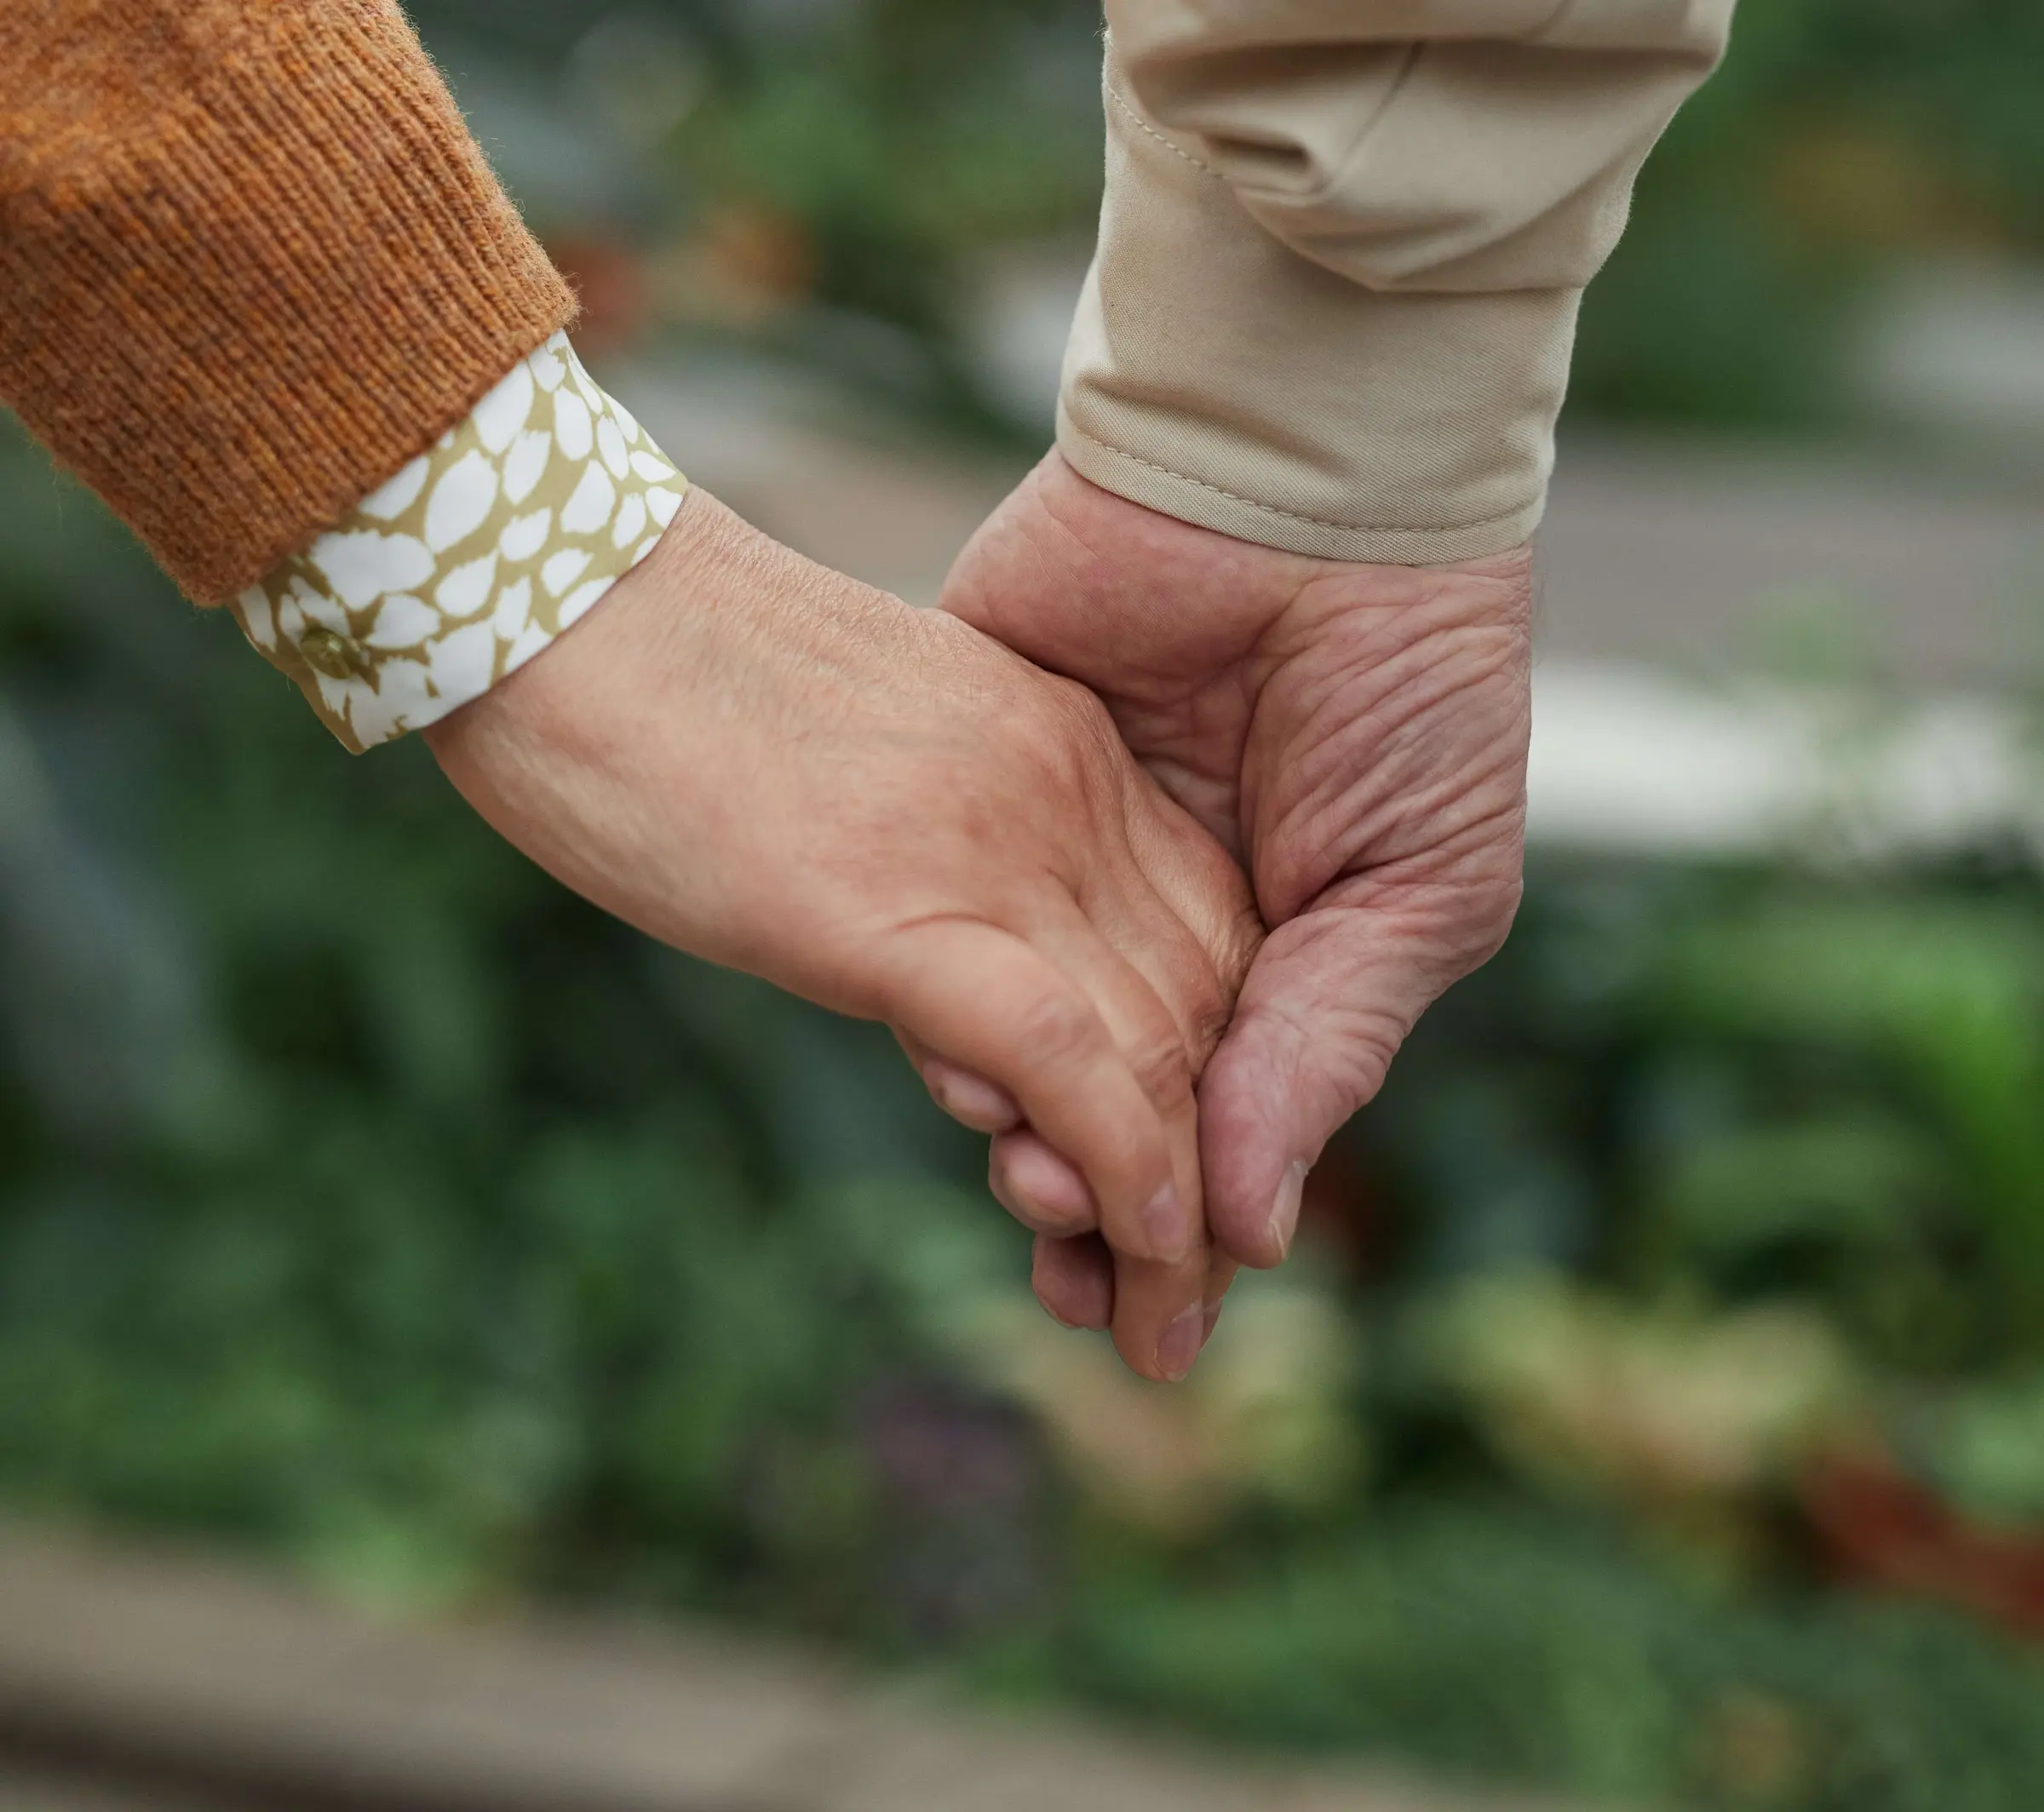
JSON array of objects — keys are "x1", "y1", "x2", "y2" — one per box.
[{"x1": 1059, "y1": 1, "x2": 1736, "y2": 564}]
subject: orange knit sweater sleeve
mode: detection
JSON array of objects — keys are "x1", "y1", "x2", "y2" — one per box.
[{"x1": 0, "y1": 0, "x2": 577, "y2": 605}]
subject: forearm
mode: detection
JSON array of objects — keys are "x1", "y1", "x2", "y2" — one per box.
[{"x1": 1062, "y1": 1, "x2": 1736, "y2": 564}]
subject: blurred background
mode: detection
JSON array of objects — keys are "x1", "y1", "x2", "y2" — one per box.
[{"x1": 3, "y1": 3, "x2": 2044, "y2": 1809}]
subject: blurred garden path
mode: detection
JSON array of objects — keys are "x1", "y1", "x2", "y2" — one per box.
[
  {"x1": 0, "y1": 1523, "x2": 1556, "y2": 1812},
  {"x1": 616, "y1": 357, "x2": 2044, "y2": 862},
  {"x1": 620, "y1": 357, "x2": 2043, "y2": 688}
]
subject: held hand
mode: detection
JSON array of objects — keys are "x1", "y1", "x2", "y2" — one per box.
[
  {"x1": 943, "y1": 454, "x2": 1530, "y2": 1298},
  {"x1": 425, "y1": 490, "x2": 1261, "y2": 1382}
]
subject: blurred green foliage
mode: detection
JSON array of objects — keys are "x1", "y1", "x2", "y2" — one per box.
[
  {"x1": 412, "y1": 0, "x2": 2044, "y2": 434},
  {"x1": 7, "y1": 416, "x2": 2044, "y2": 1809},
  {"x1": 9, "y1": 3, "x2": 2044, "y2": 1809},
  {"x1": 1573, "y1": 0, "x2": 2044, "y2": 427},
  {"x1": 1036, "y1": 1507, "x2": 2044, "y2": 1812}
]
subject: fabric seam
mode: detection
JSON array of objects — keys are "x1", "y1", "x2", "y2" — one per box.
[
  {"x1": 1105, "y1": 80, "x2": 1226, "y2": 183},
  {"x1": 1283, "y1": 41, "x2": 1422, "y2": 214},
  {"x1": 1530, "y1": 0, "x2": 1587, "y2": 44},
  {"x1": 1116, "y1": 0, "x2": 1568, "y2": 217},
  {"x1": 1062, "y1": 417, "x2": 1536, "y2": 539}
]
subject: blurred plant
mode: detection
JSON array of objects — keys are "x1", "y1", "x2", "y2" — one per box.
[
  {"x1": 417, "y1": 0, "x2": 2044, "y2": 439},
  {"x1": 1804, "y1": 1450, "x2": 2044, "y2": 1647},
  {"x1": 1928, "y1": 1373, "x2": 2044, "y2": 1532},
  {"x1": 1573, "y1": 0, "x2": 2044, "y2": 430},
  {"x1": 1647, "y1": 894, "x2": 2044, "y2": 1356},
  {"x1": 965, "y1": 1280, "x2": 1362, "y2": 1539},
  {"x1": 640, "y1": 0, "x2": 1102, "y2": 425},
  {"x1": 829, "y1": 1179, "x2": 1365, "y2": 1538},
  {"x1": 14, "y1": 0, "x2": 2044, "y2": 1763},
  {"x1": 1025, "y1": 1501, "x2": 2044, "y2": 1812},
  {"x1": 1427, "y1": 1271, "x2": 1858, "y2": 1518}
]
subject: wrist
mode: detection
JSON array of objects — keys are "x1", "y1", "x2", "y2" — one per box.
[{"x1": 422, "y1": 487, "x2": 910, "y2": 960}]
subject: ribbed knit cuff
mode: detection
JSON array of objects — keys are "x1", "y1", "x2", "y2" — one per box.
[
  {"x1": 233, "y1": 335, "x2": 686, "y2": 753},
  {"x1": 0, "y1": 2, "x2": 578, "y2": 605}
]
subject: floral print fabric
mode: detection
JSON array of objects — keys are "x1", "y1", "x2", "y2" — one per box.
[{"x1": 233, "y1": 332, "x2": 686, "y2": 752}]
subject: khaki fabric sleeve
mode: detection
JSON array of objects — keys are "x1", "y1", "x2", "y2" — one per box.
[
  {"x1": 0, "y1": 1, "x2": 576, "y2": 605},
  {"x1": 1059, "y1": 1, "x2": 1736, "y2": 563}
]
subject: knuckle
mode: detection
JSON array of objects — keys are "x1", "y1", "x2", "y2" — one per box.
[
  {"x1": 1140, "y1": 925, "x2": 1239, "y2": 1080},
  {"x1": 1186, "y1": 984, "x2": 1235, "y2": 1074},
  {"x1": 1046, "y1": 668, "x2": 1117, "y2": 739},
  {"x1": 1455, "y1": 873, "x2": 1524, "y2": 968},
  {"x1": 1011, "y1": 717, "x2": 1083, "y2": 803},
  {"x1": 1125, "y1": 1024, "x2": 1194, "y2": 1111},
  {"x1": 1203, "y1": 901, "x2": 1266, "y2": 1029},
  {"x1": 1007, "y1": 985, "x2": 1104, "y2": 1069},
  {"x1": 1019, "y1": 677, "x2": 1122, "y2": 799},
  {"x1": 1071, "y1": 694, "x2": 1123, "y2": 765}
]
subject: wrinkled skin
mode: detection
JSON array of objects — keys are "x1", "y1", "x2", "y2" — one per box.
[
  {"x1": 428, "y1": 488, "x2": 1261, "y2": 1380},
  {"x1": 940, "y1": 453, "x2": 1532, "y2": 1326}
]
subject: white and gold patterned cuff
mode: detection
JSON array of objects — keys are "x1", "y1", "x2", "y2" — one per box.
[{"x1": 233, "y1": 331, "x2": 687, "y2": 753}]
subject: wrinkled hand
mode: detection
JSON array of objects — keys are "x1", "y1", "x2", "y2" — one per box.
[
  {"x1": 426, "y1": 489, "x2": 1260, "y2": 1381},
  {"x1": 943, "y1": 454, "x2": 1530, "y2": 1314}
]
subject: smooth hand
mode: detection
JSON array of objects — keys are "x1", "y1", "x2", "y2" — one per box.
[
  {"x1": 426, "y1": 490, "x2": 1260, "y2": 1382},
  {"x1": 942, "y1": 454, "x2": 1530, "y2": 1313}
]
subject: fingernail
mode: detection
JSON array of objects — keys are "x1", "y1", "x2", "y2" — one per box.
[
  {"x1": 1040, "y1": 1294, "x2": 1082, "y2": 1331},
  {"x1": 1157, "y1": 1305, "x2": 1204, "y2": 1383},
  {"x1": 1267, "y1": 1161, "x2": 1308, "y2": 1260},
  {"x1": 1142, "y1": 1181, "x2": 1189, "y2": 1263},
  {"x1": 1202, "y1": 1299, "x2": 1225, "y2": 1345},
  {"x1": 926, "y1": 1062, "x2": 1019, "y2": 1131},
  {"x1": 995, "y1": 1143, "x2": 1096, "y2": 1236},
  {"x1": 986, "y1": 1158, "x2": 1019, "y2": 1218}
]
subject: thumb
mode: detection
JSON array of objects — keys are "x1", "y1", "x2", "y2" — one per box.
[{"x1": 1197, "y1": 894, "x2": 1508, "y2": 1268}]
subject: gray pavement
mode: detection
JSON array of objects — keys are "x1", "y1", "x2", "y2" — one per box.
[
  {"x1": 1540, "y1": 436, "x2": 2044, "y2": 690},
  {"x1": 0, "y1": 1524, "x2": 1557, "y2": 1812},
  {"x1": 0, "y1": 1766, "x2": 242, "y2": 1812},
  {"x1": 615, "y1": 356, "x2": 2044, "y2": 693}
]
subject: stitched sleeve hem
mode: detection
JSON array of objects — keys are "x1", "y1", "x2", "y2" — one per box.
[{"x1": 1057, "y1": 410, "x2": 1545, "y2": 565}]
